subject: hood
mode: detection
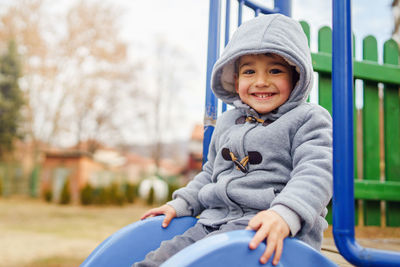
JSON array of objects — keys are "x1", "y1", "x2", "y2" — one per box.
[{"x1": 211, "y1": 14, "x2": 313, "y2": 120}]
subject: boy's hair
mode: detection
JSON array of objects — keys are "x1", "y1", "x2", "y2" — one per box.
[{"x1": 234, "y1": 53, "x2": 300, "y2": 89}]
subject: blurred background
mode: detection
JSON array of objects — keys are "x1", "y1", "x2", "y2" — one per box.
[{"x1": 0, "y1": 0, "x2": 399, "y2": 266}]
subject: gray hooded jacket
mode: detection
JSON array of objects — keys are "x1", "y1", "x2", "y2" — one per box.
[{"x1": 168, "y1": 14, "x2": 332, "y2": 250}]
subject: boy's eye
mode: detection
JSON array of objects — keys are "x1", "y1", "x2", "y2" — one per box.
[
  {"x1": 242, "y1": 69, "x2": 255, "y2": 75},
  {"x1": 270, "y1": 68, "x2": 283, "y2": 74}
]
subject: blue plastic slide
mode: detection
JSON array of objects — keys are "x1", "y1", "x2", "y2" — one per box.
[
  {"x1": 81, "y1": 216, "x2": 337, "y2": 267},
  {"x1": 80, "y1": 216, "x2": 197, "y2": 267}
]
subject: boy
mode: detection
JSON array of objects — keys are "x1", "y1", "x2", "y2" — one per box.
[{"x1": 134, "y1": 14, "x2": 332, "y2": 266}]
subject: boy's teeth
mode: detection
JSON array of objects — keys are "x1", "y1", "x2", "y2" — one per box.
[{"x1": 254, "y1": 93, "x2": 273, "y2": 98}]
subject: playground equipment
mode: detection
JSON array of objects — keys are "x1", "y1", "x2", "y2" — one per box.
[{"x1": 81, "y1": 0, "x2": 400, "y2": 266}]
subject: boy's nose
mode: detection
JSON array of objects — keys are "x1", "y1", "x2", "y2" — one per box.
[{"x1": 255, "y1": 74, "x2": 270, "y2": 87}]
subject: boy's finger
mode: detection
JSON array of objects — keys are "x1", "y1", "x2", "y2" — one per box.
[
  {"x1": 162, "y1": 214, "x2": 173, "y2": 228},
  {"x1": 249, "y1": 226, "x2": 269, "y2": 250},
  {"x1": 141, "y1": 207, "x2": 165, "y2": 220},
  {"x1": 140, "y1": 212, "x2": 152, "y2": 220},
  {"x1": 140, "y1": 210, "x2": 157, "y2": 220},
  {"x1": 247, "y1": 218, "x2": 261, "y2": 230},
  {"x1": 272, "y1": 240, "x2": 283, "y2": 265},
  {"x1": 260, "y1": 239, "x2": 276, "y2": 265}
]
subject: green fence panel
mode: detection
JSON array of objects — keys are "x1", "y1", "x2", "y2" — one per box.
[
  {"x1": 362, "y1": 35, "x2": 381, "y2": 226},
  {"x1": 309, "y1": 25, "x2": 400, "y2": 227},
  {"x1": 315, "y1": 29, "x2": 334, "y2": 225},
  {"x1": 353, "y1": 34, "x2": 359, "y2": 226},
  {"x1": 317, "y1": 26, "x2": 332, "y2": 115},
  {"x1": 355, "y1": 180, "x2": 400, "y2": 201},
  {"x1": 300, "y1": 21, "x2": 310, "y2": 47},
  {"x1": 383, "y1": 39, "x2": 400, "y2": 227},
  {"x1": 314, "y1": 26, "x2": 359, "y2": 225},
  {"x1": 311, "y1": 54, "x2": 400, "y2": 84}
]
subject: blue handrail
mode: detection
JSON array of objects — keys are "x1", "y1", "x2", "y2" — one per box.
[
  {"x1": 203, "y1": 0, "x2": 221, "y2": 164},
  {"x1": 332, "y1": 0, "x2": 400, "y2": 266},
  {"x1": 274, "y1": 0, "x2": 291, "y2": 17},
  {"x1": 222, "y1": 0, "x2": 231, "y2": 113}
]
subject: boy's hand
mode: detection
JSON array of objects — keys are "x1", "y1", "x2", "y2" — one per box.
[
  {"x1": 140, "y1": 204, "x2": 177, "y2": 228},
  {"x1": 246, "y1": 210, "x2": 290, "y2": 266}
]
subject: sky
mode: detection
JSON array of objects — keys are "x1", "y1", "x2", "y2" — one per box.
[
  {"x1": 110, "y1": 0, "x2": 394, "y2": 142},
  {"x1": 0, "y1": 0, "x2": 395, "y2": 144}
]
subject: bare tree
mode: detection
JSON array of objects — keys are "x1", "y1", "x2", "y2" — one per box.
[
  {"x1": 58, "y1": 1, "x2": 140, "y2": 150},
  {"x1": 144, "y1": 37, "x2": 193, "y2": 172},
  {"x1": 0, "y1": 0, "x2": 142, "y2": 153}
]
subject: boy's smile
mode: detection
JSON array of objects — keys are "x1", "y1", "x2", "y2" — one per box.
[{"x1": 235, "y1": 53, "x2": 294, "y2": 115}]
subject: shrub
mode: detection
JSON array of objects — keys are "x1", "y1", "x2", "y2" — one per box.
[
  {"x1": 94, "y1": 187, "x2": 108, "y2": 205},
  {"x1": 44, "y1": 189, "x2": 52, "y2": 202},
  {"x1": 80, "y1": 182, "x2": 140, "y2": 206},
  {"x1": 109, "y1": 183, "x2": 124, "y2": 206},
  {"x1": 60, "y1": 179, "x2": 71, "y2": 205},
  {"x1": 125, "y1": 183, "x2": 136, "y2": 203},
  {"x1": 80, "y1": 184, "x2": 93, "y2": 205}
]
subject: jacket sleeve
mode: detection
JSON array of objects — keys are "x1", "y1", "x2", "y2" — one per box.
[
  {"x1": 270, "y1": 105, "x2": 333, "y2": 236},
  {"x1": 167, "y1": 127, "x2": 218, "y2": 217}
]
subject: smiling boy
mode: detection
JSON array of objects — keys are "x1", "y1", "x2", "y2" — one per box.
[{"x1": 134, "y1": 14, "x2": 332, "y2": 267}]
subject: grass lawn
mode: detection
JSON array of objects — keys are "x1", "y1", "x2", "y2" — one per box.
[
  {"x1": 0, "y1": 196, "x2": 149, "y2": 267},
  {"x1": 1, "y1": 196, "x2": 399, "y2": 267}
]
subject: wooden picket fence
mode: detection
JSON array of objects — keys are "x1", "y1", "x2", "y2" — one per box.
[{"x1": 301, "y1": 21, "x2": 400, "y2": 227}]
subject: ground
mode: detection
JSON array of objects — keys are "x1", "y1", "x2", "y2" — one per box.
[
  {"x1": 0, "y1": 196, "x2": 148, "y2": 267},
  {"x1": 0, "y1": 196, "x2": 399, "y2": 267}
]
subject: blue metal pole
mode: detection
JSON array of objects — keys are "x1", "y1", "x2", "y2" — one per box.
[
  {"x1": 241, "y1": 0, "x2": 278, "y2": 15},
  {"x1": 222, "y1": 0, "x2": 231, "y2": 113},
  {"x1": 332, "y1": 0, "x2": 400, "y2": 266},
  {"x1": 225, "y1": 0, "x2": 231, "y2": 47},
  {"x1": 203, "y1": 0, "x2": 221, "y2": 165},
  {"x1": 274, "y1": 0, "x2": 291, "y2": 17},
  {"x1": 238, "y1": 0, "x2": 244, "y2": 26}
]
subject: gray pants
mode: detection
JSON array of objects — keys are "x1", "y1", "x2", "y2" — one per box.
[{"x1": 132, "y1": 220, "x2": 248, "y2": 267}]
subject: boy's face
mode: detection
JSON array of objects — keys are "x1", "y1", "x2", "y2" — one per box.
[{"x1": 235, "y1": 53, "x2": 294, "y2": 115}]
